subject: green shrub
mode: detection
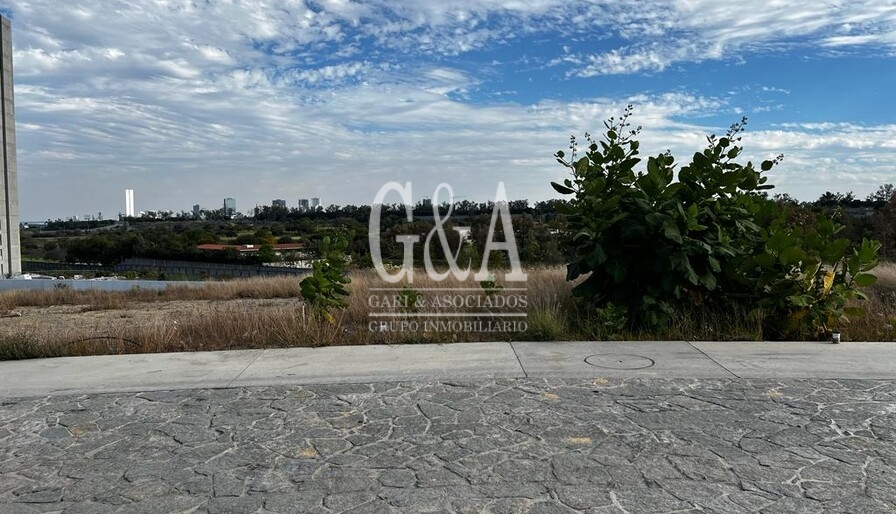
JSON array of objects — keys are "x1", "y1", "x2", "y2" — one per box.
[
  {"x1": 300, "y1": 236, "x2": 351, "y2": 323},
  {"x1": 553, "y1": 106, "x2": 880, "y2": 339},
  {"x1": 739, "y1": 214, "x2": 880, "y2": 338}
]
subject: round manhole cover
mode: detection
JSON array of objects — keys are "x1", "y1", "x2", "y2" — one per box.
[{"x1": 584, "y1": 353, "x2": 655, "y2": 370}]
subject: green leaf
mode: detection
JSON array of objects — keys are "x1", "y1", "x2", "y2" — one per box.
[
  {"x1": 700, "y1": 271, "x2": 717, "y2": 290},
  {"x1": 586, "y1": 245, "x2": 608, "y2": 268},
  {"x1": 853, "y1": 273, "x2": 877, "y2": 287},
  {"x1": 738, "y1": 219, "x2": 761, "y2": 232},
  {"x1": 858, "y1": 238, "x2": 881, "y2": 263},
  {"x1": 761, "y1": 160, "x2": 774, "y2": 171},
  {"x1": 766, "y1": 230, "x2": 793, "y2": 252},
  {"x1": 611, "y1": 145, "x2": 625, "y2": 161},
  {"x1": 621, "y1": 157, "x2": 642, "y2": 172},
  {"x1": 693, "y1": 151, "x2": 710, "y2": 168},
  {"x1": 662, "y1": 220, "x2": 682, "y2": 244},
  {"x1": 787, "y1": 294, "x2": 813, "y2": 307},
  {"x1": 779, "y1": 246, "x2": 804, "y2": 266},
  {"x1": 574, "y1": 157, "x2": 590, "y2": 176},
  {"x1": 721, "y1": 172, "x2": 742, "y2": 187},
  {"x1": 646, "y1": 212, "x2": 667, "y2": 227},
  {"x1": 647, "y1": 157, "x2": 659, "y2": 175},
  {"x1": 821, "y1": 239, "x2": 851, "y2": 263},
  {"x1": 572, "y1": 231, "x2": 592, "y2": 242},
  {"x1": 551, "y1": 181, "x2": 575, "y2": 195}
]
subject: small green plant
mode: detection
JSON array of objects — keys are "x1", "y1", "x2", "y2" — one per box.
[
  {"x1": 300, "y1": 236, "x2": 351, "y2": 324},
  {"x1": 480, "y1": 274, "x2": 503, "y2": 297},
  {"x1": 398, "y1": 284, "x2": 423, "y2": 312},
  {"x1": 593, "y1": 302, "x2": 628, "y2": 338}
]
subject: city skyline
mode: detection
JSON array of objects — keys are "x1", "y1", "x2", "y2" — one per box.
[{"x1": 1, "y1": 2, "x2": 895, "y2": 221}]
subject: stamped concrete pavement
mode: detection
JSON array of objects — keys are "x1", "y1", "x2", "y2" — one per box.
[{"x1": 0, "y1": 342, "x2": 895, "y2": 513}]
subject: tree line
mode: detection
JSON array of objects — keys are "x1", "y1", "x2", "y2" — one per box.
[{"x1": 20, "y1": 186, "x2": 896, "y2": 269}]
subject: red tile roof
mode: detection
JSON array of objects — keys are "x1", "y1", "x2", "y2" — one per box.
[{"x1": 197, "y1": 243, "x2": 304, "y2": 253}]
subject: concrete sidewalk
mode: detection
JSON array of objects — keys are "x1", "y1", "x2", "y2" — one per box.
[{"x1": 1, "y1": 340, "x2": 894, "y2": 398}]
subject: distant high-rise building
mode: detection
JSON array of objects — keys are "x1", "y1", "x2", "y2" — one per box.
[
  {"x1": 223, "y1": 197, "x2": 236, "y2": 217},
  {"x1": 125, "y1": 189, "x2": 135, "y2": 217},
  {"x1": 310, "y1": 197, "x2": 320, "y2": 209},
  {"x1": 298, "y1": 198, "x2": 309, "y2": 211},
  {"x1": 272, "y1": 199, "x2": 287, "y2": 209},
  {"x1": 0, "y1": 16, "x2": 21, "y2": 277},
  {"x1": 192, "y1": 204, "x2": 201, "y2": 217}
]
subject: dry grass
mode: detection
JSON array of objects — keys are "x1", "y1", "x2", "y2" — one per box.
[
  {"x1": 841, "y1": 260, "x2": 896, "y2": 341},
  {"x1": 0, "y1": 263, "x2": 894, "y2": 360}
]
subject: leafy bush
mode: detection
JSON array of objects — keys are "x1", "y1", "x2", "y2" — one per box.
[
  {"x1": 552, "y1": 106, "x2": 880, "y2": 339},
  {"x1": 738, "y1": 213, "x2": 880, "y2": 339},
  {"x1": 299, "y1": 236, "x2": 351, "y2": 323}
]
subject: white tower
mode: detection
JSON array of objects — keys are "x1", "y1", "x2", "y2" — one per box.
[
  {"x1": 125, "y1": 189, "x2": 134, "y2": 217},
  {"x1": 0, "y1": 16, "x2": 21, "y2": 277}
]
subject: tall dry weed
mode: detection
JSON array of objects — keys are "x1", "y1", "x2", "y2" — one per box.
[{"x1": 2, "y1": 263, "x2": 895, "y2": 359}]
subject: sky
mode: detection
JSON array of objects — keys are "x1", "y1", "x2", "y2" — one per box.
[{"x1": 1, "y1": 1, "x2": 895, "y2": 221}]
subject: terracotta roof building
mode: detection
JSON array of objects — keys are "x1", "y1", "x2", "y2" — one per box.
[{"x1": 196, "y1": 243, "x2": 304, "y2": 253}]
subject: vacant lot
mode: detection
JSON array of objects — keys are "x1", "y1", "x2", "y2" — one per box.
[{"x1": 0, "y1": 264, "x2": 894, "y2": 359}]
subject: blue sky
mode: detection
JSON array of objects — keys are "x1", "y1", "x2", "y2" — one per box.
[{"x1": 2, "y1": 1, "x2": 895, "y2": 220}]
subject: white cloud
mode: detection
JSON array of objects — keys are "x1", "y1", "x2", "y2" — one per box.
[{"x1": 560, "y1": 0, "x2": 896, "y2": 75}]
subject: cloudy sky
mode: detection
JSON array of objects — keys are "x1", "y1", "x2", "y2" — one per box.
[{"x1": 2, "y1": 1, "x2": 895, "y2": 221}]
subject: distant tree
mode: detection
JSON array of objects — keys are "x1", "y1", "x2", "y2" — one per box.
[
  {"x1": 872, "y1": 195, "x2": 896, "y2": 259},
  {"x1": 508, "y1": 199, "x2": 530, "y2": 214},
  {"x1": 817, "y1": 191, "x2": 843, "y2": 207},
  {"x1": 773, "y1": 193, "x2": 799, "y2": 206},
  {"x1": 867, "y1": 184, "x2": 895, "y2": 206},
  {"x1": 256, "y1": 244, "x2": 278, "y2": 263}
]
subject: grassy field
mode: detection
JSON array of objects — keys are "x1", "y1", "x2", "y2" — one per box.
[{"x1": 0, "y1": 263, "x2": 894, "y2": 360}]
